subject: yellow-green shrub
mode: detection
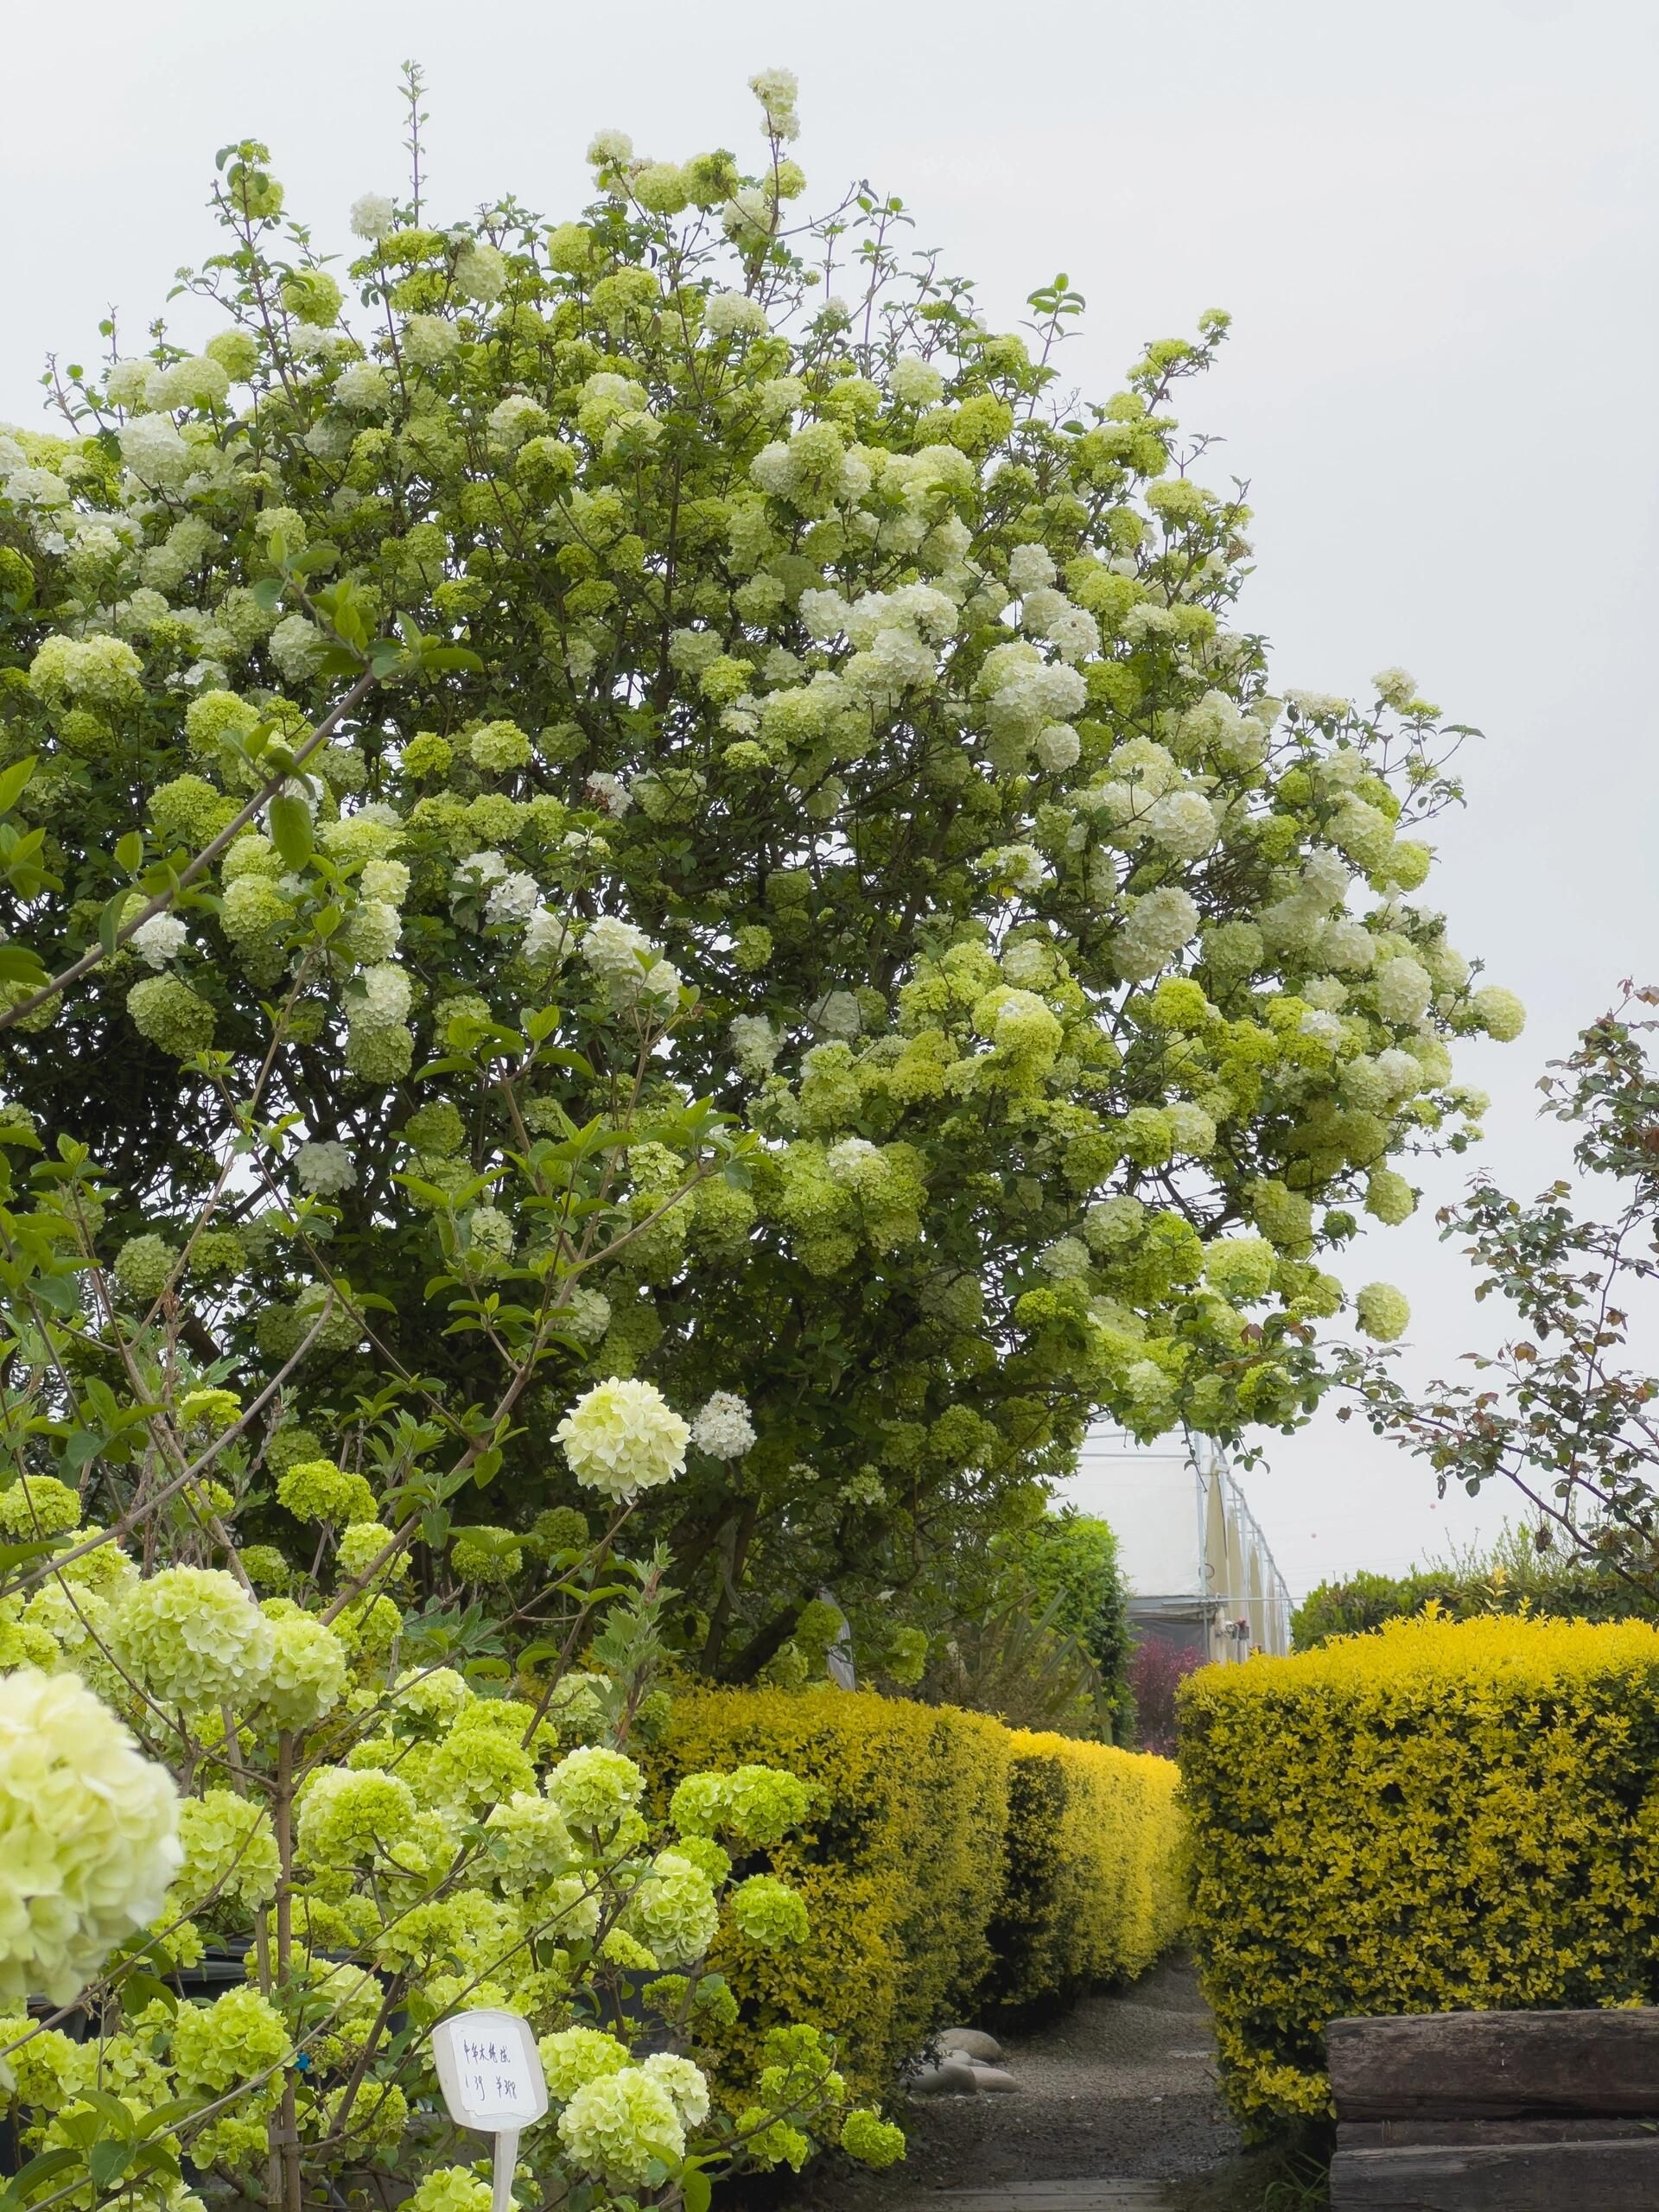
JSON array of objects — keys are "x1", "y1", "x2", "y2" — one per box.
[
  {"x1": 988, "y1": 1732, "x2": 1186, "y2": 2012},
  {"x1": 655, "y1": 1688, "x2": 1013, "y2": 2097},
  {"x1": 654, "y1": 1688, "x2": 1186, "y2": 2098},
  {"x1": 1179, "y1": 1617, "x2": 1659, "y2": 2134}
]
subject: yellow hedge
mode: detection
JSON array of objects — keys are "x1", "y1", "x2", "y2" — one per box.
[
  {"x1": 1179, "y1": 1616, "x2": 1659, "y2": 2134},
  {"x1": 988, "y1": 1732, "x2": 1186, "y2": 2012},
  {"x1": 654, "y1": 1687, "x2": 1185, "y2": 2099},
  {"x1": 656, "y1": 1688, "x2": 1013, "y2": 2097}
]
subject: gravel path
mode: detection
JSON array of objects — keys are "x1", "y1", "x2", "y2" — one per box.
[{"x1": 786, "y1": 1957, "x2": 1244, "y2": 2212}]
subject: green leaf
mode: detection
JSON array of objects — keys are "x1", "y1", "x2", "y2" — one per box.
[
  {"x1": 268, "y1": 793, "x2": 315, "y2": 870},
  {"x1": 0, "y1": 2147, "x2": 82, "y2": 2207},
  {"x1": 114, "y1": 830, "x2": 144, "y2": 875},
  {"x1": 0, "y1": 946, "x2": 48, "y2": 989},
  {"x1": 0, "y1": 756, "x2": 36, "y2": 815},
  {"x1": 98, "y1": 890, "x2": 135, "y2": 960},
  {"x1": 682, "y1": 2159, "x2": 713, "y2": 2212},
  {"x1": 88, "y1": 2143, "x2": 135, "y2": 2191},
  {"x1": 250, "y1": 576, "x2": 284, "y2": 613},
  {"x1": 118, "y1": 1967, "x2": 176, "y2": 2013}
]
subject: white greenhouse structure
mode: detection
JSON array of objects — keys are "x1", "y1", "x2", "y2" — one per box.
[{"x1": 1055, "y1": 1427, "x2": 1293, "y2": 1662}]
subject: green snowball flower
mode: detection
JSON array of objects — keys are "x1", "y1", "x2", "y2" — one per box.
[
  {"x1": 449, "y1": 1524, "x2": 524, "y2": 1584},
  {"x1": 0, "y1": 1473, "x2": 82, "y2": 1539},
  {"x1": 545, "y1": 1744, "x2": 645, "y2": 1832},
  {"x1": 113, "y1": 1233, "x2": 180, "y2": 1305},
  {"x1": 538, "y1": 2024, "x2": 632, "y2": 2101},
  {"x1": 337, "y1": 1520, "x2": 411, "y2": 1582},
  {"x1": 296, "y1": 1766, "x2": 417, "y2": 1866},
  {"x1": 729, "y1": 1873, "x2": 810, "y2": 1948},
  {"x1": 624, "y1": 1850, "x2": 720, "y2": 1967},
  {"x1": 257, "y1": 1612, "x2": 348, "y2": 1730},
  {"x1": 1363, "y1": 1168, "x2": 1417, "y2": 1227},
  {"x1": 558, "y1": 2065, "x2": 685, "y2": 2186},
  {"x1": 176, "y1": 1789, "x2": 280, "y2": 1912},
  {"x1": 276, "y1": 1458, "x2": 378, "y2": 1526},
  {"x1": 1472, "y1": 984, "x2": 1526, "y2": 1042},
  {"x1": 111, "y1": 1567, "x2": 274, "y2": 1709},
  {"x1": 398, "y1": 2170, "x2": 492, "y2": 2212},
  {"x1": 126, "y1": 975, "x2": 216, "y2": 1058},
  {"x1": 0, "y1": 1668, "x2": 181, "y2": 2005},
  {"x1": 1202, "y1": 1235, "x2": 1277, "y2": 1303},
  {"x1": 1355, "y1": 1281, "x2": 1410, "y2": 1343},
  {"x1": 172, "y1": 1984, "x2": 291, "y2": 2098},
  {"x1": 842, "y1": 2109, "x2": 906, "y2": 2166}
]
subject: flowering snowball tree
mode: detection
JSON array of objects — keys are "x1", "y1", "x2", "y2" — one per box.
[
  {"x1": 0, "y1": 63, "x2": 1523, "y2": 1689},
  {"x1": 0, "y1": 1374, "x2": 885, "y2": 2211}
]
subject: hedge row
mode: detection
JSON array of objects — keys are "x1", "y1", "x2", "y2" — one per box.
[
  {"x1": 655, "y1": 1687, "x2": 1185, "y2": 2096},
  {"x1": 1179, "y1": 1616, "x2": 1659, "y2": 2133}
]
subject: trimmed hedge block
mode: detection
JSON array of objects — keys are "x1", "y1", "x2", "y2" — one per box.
[
  {"x1": 655, "y1": 1687, "x2": 1185, "y2": 2096},
  {"x1": 1179, "y1": 1616, "x2": 1659, "y2": 2133}
]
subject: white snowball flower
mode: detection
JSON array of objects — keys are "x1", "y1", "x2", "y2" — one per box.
[
  {"x1": 0, "y1": 1669, "x2": 181, "y2": 2005},
  {"x1": 524, "y1": 908, "x2": 572, "y2": 968},
  {"x1": 587, "y1": 128, "x2": 635, "y2": 170},
  {"x1": 485, "y1": 871, "x2": 541, "y2": 930},
  {"x1": 890, "y1": 355, "x2": 944, "y2": 407},
  {"x1": 295, "y1": 1141, "x2": 357, "y2": 1198},
  {"x1": 1374, "y1": 957, "x2": 1433, "y2": 1026},
  {"x1": 1007, "y1": 543, "x2": 1058, "y2": 595},
  {"x1": 585, "y1": 772, "x2": 632, "y2": 817},
  {"x1": 1039, "y1": 1236, "x2": 1091, "y2": 1281},
  {"x1": 811, "y1": 990, "x2": 862, "y2": 1039},
  {"x1": 1144, "y1": 790, "x2": 1218, "y2": 861},
  {"x1": 973, "y1": 843, "x2": 1051, "y2": 895},
  {"x1": 556, "y1": 1377, "x2": 690, "y2": 1499},
  {"x1": 334, "y1": 362, "x2": 391, "y2": 416},
  {"x1": 1033, "y1": 723, "x2": 1082, "y2": 773},
  {"x1": 582, "y1": 914, "x2": 655, "y2": 981},
  {"x1": 269, "y1": 613, "x2": 327, "y2": 683},
  {"x1": 689, "y1": 1391, "x2": 757, "y2": 1460},
  {"x1": 1373, "y1": 666, "x2": 1419, "y2": 711},
  {"x1": 129, "y1": 913, "x2": 188, "y2": 969},
  {"x1": 350, "y1": 193, "x2": 397, "y2": 241},
  {"x1": 118, "y1": 416, "x2": 191, "y2": 489},
  {"x1": 704, "y1": 291, "x2": 769, "y2": 342},
  {"x1": 449, "y1": 850, "x2": 507, "y2": 921},
  {"x1": 730, "y1": 1014, "x2": 781, "y2": 1077},
  {"x1": 824, "y1": 1137, "x2": 881, "y2": 1188},
  {"x1": 1115, "y1": 887, "x2": 1199, "y2": 980},
  {"x1": 797, "y1": 588, "x2": 850, "y2": 641}
]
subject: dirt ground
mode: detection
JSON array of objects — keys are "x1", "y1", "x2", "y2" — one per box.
[{"x1": 777, "y1": 1957, "x2": 1327, "y2": 2212}]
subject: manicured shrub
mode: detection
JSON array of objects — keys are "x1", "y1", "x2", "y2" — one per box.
[
  {"x1": 985, "y1": 1731, "x2": 1185, "y2": 2014},
  {"x1": 655, "y1": 1687, "x2": 1186, "y2": 2094},
  {"x1": 655, "y1": 1688, "x2": 1013, "y2": 2097},
  {"x1": 1179, "y1": 1616, "x2": 1659, "y2": 2134}
]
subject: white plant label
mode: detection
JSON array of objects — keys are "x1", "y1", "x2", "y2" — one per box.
[{"x1": 431, "y1": 2008, "x2": 548, "y2": 2132}]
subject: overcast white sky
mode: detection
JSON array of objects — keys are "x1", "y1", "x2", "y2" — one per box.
[{"x1": 5, "y1": 0, "x2": 1656, "y2": 1599}]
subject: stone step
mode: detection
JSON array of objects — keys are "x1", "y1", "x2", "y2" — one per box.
[{"x1": 898, "y1": 2184, "x2": 1176, "y2": 2211}]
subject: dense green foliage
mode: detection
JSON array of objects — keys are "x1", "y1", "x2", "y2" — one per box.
[
  {"x1": 0, "y1": 67, "x2": 1523, "y2": 1681},
  {"x1": 1290, "y1": 1526, "x2": 1657, "y2": 1649},
  {"x1": 917, "y1": 1508, "x2": 1134, "y2": 1735}
]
